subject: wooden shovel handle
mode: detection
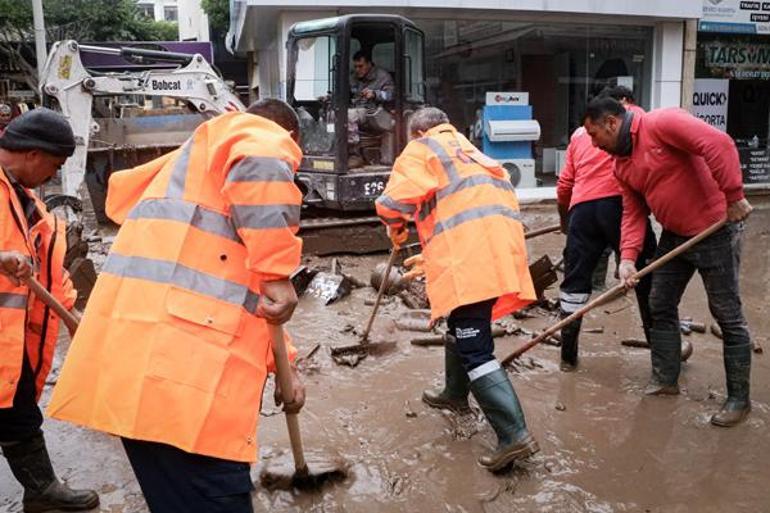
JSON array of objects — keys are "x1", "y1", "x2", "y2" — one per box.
[
  {"x1": 24, "y1": 276, "x2": 79, "y2": 334},
  {"x1": 268, "y1": 324, "x2": 308, "y2": 473},
  {"x1": 524, "y1": 224, "x2": 562, "y2": 240},
  {"x1": 361, "y1": 247, "x2": 400, "y2": 342},
  {"x1": 502, "y1": 218, "x2": 727, "y2": 365}
]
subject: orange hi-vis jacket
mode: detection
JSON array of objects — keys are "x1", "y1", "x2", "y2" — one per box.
[
  {"x1": 0, "y1": 169, "x2": 75, "y2": 408},
  {"x1": 376, "y1": 123, "x2": 536, "y2": 321},
  {"x1": 48, "y1": 112, "x2": 303, "y2": 463}
]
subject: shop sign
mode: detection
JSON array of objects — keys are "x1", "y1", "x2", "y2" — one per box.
[
  {"x1": 692, "y1": 79, "x2": 729, "y2": 131},
  {"x1": 703, "y1": 41, "x2": 770, "y2": 78},
  {"x1": 700, "y1": 0, "x2": 770, "y2": 34},
  {"x1": 740, "y1": 147, "x2": 770, "y2": 183}
]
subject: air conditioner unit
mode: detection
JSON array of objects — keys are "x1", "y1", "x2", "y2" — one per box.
[{"x1": 500, "y1": 159, "x2": 537, "y2": 189}]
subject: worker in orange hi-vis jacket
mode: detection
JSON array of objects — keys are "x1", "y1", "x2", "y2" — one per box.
[
  {"x1": 47, "y1": 99, "x2": 307, "y2": 513},
  {"x1": 376, "y1": 107, "x2": 539, "y2": 472}
]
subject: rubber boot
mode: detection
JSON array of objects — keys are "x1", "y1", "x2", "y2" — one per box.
[
  {"x1": 422, "y1": 335, "x2": 471, "y2": 414},
  {"x1": 711, "y1": 342, "x2": 752, "y2": 427},
  {"x1": 644, "y1": 328, "x2": 681, "y2": 396},
  {"x1": 559, "y1": 309, "x2": 581, "y2": 372},
  {"x1": 470, "y1": 367, "x2": 540, "y2": 472},
  {"x1": 1, "y1": 432, "x2": 99, "y2": 512}
]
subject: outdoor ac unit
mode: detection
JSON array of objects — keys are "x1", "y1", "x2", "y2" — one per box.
[{"x1": 501, "y1": 159, "x2": 537, "y2": 189}]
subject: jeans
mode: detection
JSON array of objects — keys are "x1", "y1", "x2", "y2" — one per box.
[{"x1": 649, "y1": 222, "x2": 751, "y2": 348}]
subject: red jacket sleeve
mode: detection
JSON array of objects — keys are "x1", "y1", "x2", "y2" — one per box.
[
  {"x1": 618, "y1": 176, "x2": 650, "y2": 262},
  {"x1": 653, "y1": 109, "x2": 744, "y2": 203},
  {"x1": 556, "y1": 136, "x2": 578, "y2": 208}
]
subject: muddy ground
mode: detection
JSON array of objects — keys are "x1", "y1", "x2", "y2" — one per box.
[{"x1": 2, "y1": 202, "x2": 769, "y2": 513}]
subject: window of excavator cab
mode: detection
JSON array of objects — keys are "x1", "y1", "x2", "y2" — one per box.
[
  {"x1": 293, "y1": 36, "x2": 337, "y2": 156},
  {"x1": 405, "y1": 29, "x2": 425, "y2": 104}
]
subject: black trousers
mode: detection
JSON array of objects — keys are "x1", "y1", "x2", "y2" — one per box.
[
  {"x1": 649, "y1": 223, "x2": 751, "y2": 347},
  {"x1": 121, "y1": 438, "x2": 254, "y2": 513},
  {"x1": 448, "y1": 298, "x2": 497, "y2": 372},
  {"x1": 0, "y1": 350, "x2": 44, "y2": 444},
  {"x1": 560, "y1": 196, "x2": 656, "y2": 330}
]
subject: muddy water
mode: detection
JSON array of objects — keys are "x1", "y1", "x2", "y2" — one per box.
[{"x1": 2, "y1": 203, "x2": 769, "y2": 512}]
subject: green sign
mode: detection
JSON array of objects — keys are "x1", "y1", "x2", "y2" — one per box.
[{"x1": 705, "y1": 41, "x2": 770, "y2": 69}]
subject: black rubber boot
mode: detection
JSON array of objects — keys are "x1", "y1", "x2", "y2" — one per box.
[
  {"x1": 470, "y1": 367, "x2": 539, "y2": 472},
  {"x1": 644, "y1": 328, "x2": 682, "y2": 396},
  {"x1": 422, "y1": 335, "x2": 471, "y2": 414},
  {"x1": 711, "y1": 342, "x2": 752, "y2": 427},
  {"x1": 559, "y1": 309, "x2": 582, "y2": 372},
  {"x1": 1, "y1": 432, "x2": 99, "y2": 512}
]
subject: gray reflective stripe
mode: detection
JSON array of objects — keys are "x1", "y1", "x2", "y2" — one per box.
[
  {"x1": 0, "y1": 292, "x2": 27, "y2": 309},
  {"x1": 418, "y1": 175, "x2": 514, "y2": 223},
  {"x1": 376, "y1": 194, "x2": 416, "y2": 215},
  {"x1": 559, "y1": 291, "x2": 590, "y2": 313},
  {"x1": 230, "y1": 204, "x2": 300, "y2": 230},
  {"x1": 430, "y1": 204, "x2": 521, "y2": 240},
  {"x1": 103, "y1": 253, "x2": 259, "y2": 314},
  {"x1": 468, "y1": 360, "x2": 501, "y2": 382},
  {"x1": 380, "y1": 215, "x2": 406, "y2": 226},
  {"x1": 415, "y1": 137, "x2": 461, "y2": 182},
  {"x1": 165, "y1": 140, "x2": 192, "y2": 199},
  {"x1": 128, "y1": 198, "x2": 241, "y2": 243},
  {"x1": 227, "y1": 157, "x2": 294, "y2": 183}
]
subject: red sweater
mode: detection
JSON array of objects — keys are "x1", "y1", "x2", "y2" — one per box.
[
  {"x1": 558, "y1": 105, "x2": 646, "y2": 209},
  {"x1": 615, "y1": 108, "x2": 744, "y2": 261}
]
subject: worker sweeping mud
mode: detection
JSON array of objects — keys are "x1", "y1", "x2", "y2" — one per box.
[
  {"x1": 0, "y1": 109, "x2": 99, "y2": 512},
  {"x1": 375, "y1": 107, "x2": 539, "y2": 472},
  {"x1": 46, "y1": 99, "x2": 311, "y2": 513},
  {"x1": 583, "y1": 96, "x2": 755, "y2": 426}
]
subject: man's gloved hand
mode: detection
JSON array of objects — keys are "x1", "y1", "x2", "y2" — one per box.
[
  {"x1": 0, "y1": 251, "x2": 32, "y2": 286},
  {"x1": 403, "y1": 253, "x2": 425, "y2": 281},
  {"x1": 258, "y1": 279, "x2": 298, "y2": 325},
  {"x1": 387, "y1": 226, "x2": 409, "y2": 248},
  {"x1": 618, "y1": 259, "x2": 639, "y2": 289},
  {"x1": 274, "y1": 365, "x2": 306, "y2": 414}
]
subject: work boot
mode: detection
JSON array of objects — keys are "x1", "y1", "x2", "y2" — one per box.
[
  {"x1": 1, "y1": 432, "x2": 99, "y2": 512},
  {"x1": 470, "y1": 366, "x2": 540, "y2": 472},
  {"x1": 422, "y1": 335, "x2": 471, "y2": 414},
  {"x1": 644, "y1": 328, "x2": 681, "y2": 396},
  {"x1": 711, "y1": 342, "x2": 752, "y2": 427},
  {"x1": 559, "y1": 309, "x2": 582, "y2": 372}
]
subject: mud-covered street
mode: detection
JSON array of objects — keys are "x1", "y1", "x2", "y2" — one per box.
[{"x1": 2, "y1": 201, "x2": 768, "y2": 513}]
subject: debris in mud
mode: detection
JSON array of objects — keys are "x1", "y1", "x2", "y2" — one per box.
[
  {"x1": 306, "y1": 271, "x2": 352, "y2": 305},
  {"x1": 681, "y1": 320, "x2": 706, "y2": 333},
  {"x1": 370, "y1": 262, "x2": 406, "y2": 295},
  {"x1": 621, "y1": 338, "x2": 650, "y2": 348},
  {"x1": 395, "y1": 310, "x2": 433, "y2": 332},
  {"x1": 290, "y1": 266, "x2": 318, "y2": 295},
  {"x1": 443, "y1": 410, "x2": 481, "y2": 440},
  {"x1": 710, "y1": 323, "x2": 723, "y2": 339},
  {"x1": 528, "y1": 254, "x2": 559, "y2": 299},
  {"x1": 754, "y1": 340, "x2": 764, "y2": 354},
  {"x1": 555, "y1": 402, "x2": 566, "y2": 412},
  {"x1": 584, "y1": 327, "x2": 604, "y2": 334},
  {"x1": 404, "y1": 400, "x2": 418, "y2": 418},
  {"x1": 398, "y1": 279, "x2": 430, "y2": 310}
]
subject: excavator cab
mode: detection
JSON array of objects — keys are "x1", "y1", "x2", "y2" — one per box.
[{"x1": 286, "y1": 15, "x2": 426, "y2": 211}]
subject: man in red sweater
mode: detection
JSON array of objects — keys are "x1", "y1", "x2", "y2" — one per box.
[
  {"x1": 555, "y1": 88, "x2": 655, "y2": 372},
  {"x1": 583, "y1": 97, "x2": 754, "y2": 427}
]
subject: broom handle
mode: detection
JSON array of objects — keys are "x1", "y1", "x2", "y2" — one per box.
[
  {"x1": 524, "y1": 223, "x2": 562, "y2": 239},
  {"x1": 502, "y1": 218, "x2": 727, "y2": 366},
  {"x1": 25, "y1": 276, "x2": 79, "y2": 333},
  {"x1": 361, "y1": 247, "x2": 400, "y2": 342},
  {"x1": 268, "y1": 324, "x2": 308, "y2": 472}
]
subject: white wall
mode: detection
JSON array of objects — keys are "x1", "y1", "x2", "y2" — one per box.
[
  {"x1": 178, "y1": 0, "x2": 210, "y2": 41},
  {"x1": 652, "y1": 22, "x2": 685, "y2": 108}
]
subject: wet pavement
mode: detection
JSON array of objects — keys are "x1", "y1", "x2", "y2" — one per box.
[{"x1": 2, "y1": 202, "x2": 769, "y2": 513}]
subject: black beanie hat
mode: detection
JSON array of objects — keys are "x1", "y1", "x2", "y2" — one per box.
[{"x1": 0, "y1": 108, "x2": 75, "y2": 157}]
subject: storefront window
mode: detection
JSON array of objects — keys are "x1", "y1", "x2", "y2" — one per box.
[
  {"x1": 412, "y1": 19, "x2": 653, "y2": 188},
  {"x1": 696, "y1": 33, "x2": 770, "y2": 186}
]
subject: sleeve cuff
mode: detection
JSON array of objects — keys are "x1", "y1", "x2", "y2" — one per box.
[
  {"x1": 724, "y1": 188, "x2": 745, "y2": 203},
  {"x1": 620, "y1": 249, "x2": 640, "y2": 262}
]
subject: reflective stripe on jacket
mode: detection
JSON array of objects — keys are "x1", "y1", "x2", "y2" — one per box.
[
  {"x1": 0, "y1": 169, "x2": 75, "y2": 407},
  {"x1": 48, "y1": 112, "x2": 303, "y2": 462},
  {"x1": 375, "y1": 123, "x2": 536, "y2": 321}
]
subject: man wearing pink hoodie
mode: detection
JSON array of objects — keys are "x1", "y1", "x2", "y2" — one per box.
[{"x1": 583, "y1": 96, "x2": 753, "y2": 427}]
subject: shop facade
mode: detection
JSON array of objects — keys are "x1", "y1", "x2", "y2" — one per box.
[
  {"x1": 230, "y1": 1, "x2": 702, "y2": 195},
  {"x1": 696, "y1": 0, "x2": 770, "y2": 188}
]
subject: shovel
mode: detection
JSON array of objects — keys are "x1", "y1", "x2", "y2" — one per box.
[
  {"x1": 330, "y1": 247, "x2": 400, "y2": 365},
  {"x1": 501, "y1": 219, "x2": 727, "y2": 366},
  {"x1": 25, "y1": 276, "x2": 80, "y2": 333},
  {"x1": 259, "y1": 324, "x2": 347, "y2": 490}
]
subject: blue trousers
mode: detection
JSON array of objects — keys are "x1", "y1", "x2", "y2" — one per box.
[{"x1": 121, "y1": 438, "x2": 254, "y2": 513}]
